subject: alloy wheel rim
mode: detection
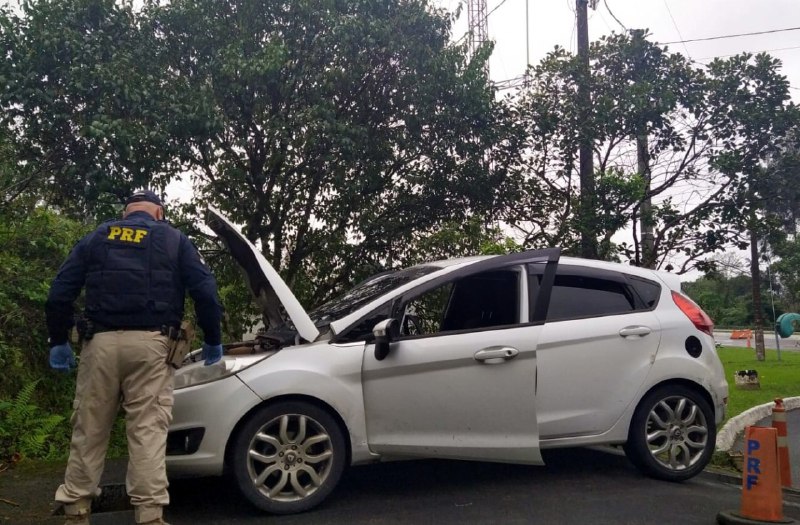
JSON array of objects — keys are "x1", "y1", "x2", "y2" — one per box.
[
  {"x1": 645, "y1": 395, "x2": 708, "y2": 471},
  {"x1": 246, "y1": 413, "x2": 334, "y2": 502}
]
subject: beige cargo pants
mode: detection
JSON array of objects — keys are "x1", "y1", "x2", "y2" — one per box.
[{"x1": 55, "y1": 329, "x2": 174, "y2": 524}]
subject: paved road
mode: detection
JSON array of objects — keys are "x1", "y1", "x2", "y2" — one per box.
[
  {"x1": 714, "y1": 330, "x2": 800, "y2": 352},
  {"x1": 8, "y1": 446, "x2": 799, "y2": 524},
  {"x1": 84, "y1": 448, "x2": 800, "y2": 525}
]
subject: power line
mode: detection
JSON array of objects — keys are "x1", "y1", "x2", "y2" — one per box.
[
  {"x1": 595, "y1": 8, "x2": 614, "y2": 34},
  {"x1": 486, "y1": 0, "x2": 511, "y2": 20},
  {"x1": 660, "y1": 26, "x2": 800, "y2": 45},
  {"x1": 570, "y1": 2, "x2": 577, "y2": 54},
  {"x1": 697, "y1": 44, "x2": 800, "y2": 61},
  {"x1": 662, "y1": 0, "x2": 691, "y2": 59},
  {"x1": 455, "y1": 0, "x2": 511, "y2": 46},
  {"x1": 603, "y1": 0, "x2": 626, "y2": 31}
]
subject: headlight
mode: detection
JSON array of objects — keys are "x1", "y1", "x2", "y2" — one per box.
[{"x1": 174, "y1": 352, "x2": 275, "y2": 390}]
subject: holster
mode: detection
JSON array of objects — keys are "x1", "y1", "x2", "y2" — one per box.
[
  {"x1": 75, "y1": 318, "x2": 95, "y2": 343},
  {"x1": 165, "y1": 320, "x2": 196, "y2": 369}
]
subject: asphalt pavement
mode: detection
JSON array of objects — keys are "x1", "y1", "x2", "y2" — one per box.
[
  {"x1": 714, "y1": 329, "x2": 800, "y2": 351},
  {"x1": 4, "y1": 448, "x2": 800, "y2": 525}
]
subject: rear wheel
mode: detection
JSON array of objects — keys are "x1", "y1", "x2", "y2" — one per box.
[
  {"x1": 624, "y1": 385, "x2": 715, "y2": 481},
  {"x1": 231, "y1": 401, "x2": 347, "y2": 514}
]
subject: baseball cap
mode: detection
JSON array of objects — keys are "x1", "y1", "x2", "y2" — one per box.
[{"x1": 125, "y1": 189, "x2": 163, "y2": 207}]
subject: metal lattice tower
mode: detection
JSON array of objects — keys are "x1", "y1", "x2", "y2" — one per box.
[{"x1": 467, "y1": 0, "x2": 488, "y2": 57}]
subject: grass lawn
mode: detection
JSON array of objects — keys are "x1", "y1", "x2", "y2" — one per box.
[{"x1": 717, "y1": 346, "x2": 800, "y2": 422}]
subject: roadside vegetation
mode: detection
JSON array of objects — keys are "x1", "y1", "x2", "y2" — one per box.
[{"x1": 718, "y1": 346, "x2": 800, "y2": 423}]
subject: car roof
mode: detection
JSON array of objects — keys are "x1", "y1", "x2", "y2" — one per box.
[
  {"x1": 559, "y1": 256, "x2": 682, "y2": 290},
  {"x1": 420, "y1": 254, "x2": 681, "y2": 290}
]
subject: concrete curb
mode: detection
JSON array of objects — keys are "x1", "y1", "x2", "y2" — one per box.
[
  {"x1": 700, "y1": 467, "x2": 800, "y2": 502},
  {"x1": 716, "y1": 397, "x2": 800, "y2": 452}
]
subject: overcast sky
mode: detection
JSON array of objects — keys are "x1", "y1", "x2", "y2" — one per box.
[{"x1": 438, "y1": 0, "x2": 800, "y2": 98}]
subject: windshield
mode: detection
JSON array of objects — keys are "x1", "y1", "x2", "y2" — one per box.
[{"x1": 309, "y1": 265, "x2": 439, "y2": 326}]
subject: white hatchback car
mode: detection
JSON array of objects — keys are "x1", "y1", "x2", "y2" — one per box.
[{"x1": 166, "y1": 208, "x2": 728, "y2": 515}]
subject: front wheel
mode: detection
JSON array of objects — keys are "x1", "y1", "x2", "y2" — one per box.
[
  {"x1": 624, "y1": 385, "x2": 715, "y2": 481},
  {"x1": 230, "y1": 401, "x2": 347, "y2": 514}
]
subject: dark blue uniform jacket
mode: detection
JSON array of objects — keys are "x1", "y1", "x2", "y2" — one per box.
[{"x1": 46, "y1": 211, "x2": 222, "y2": 346}]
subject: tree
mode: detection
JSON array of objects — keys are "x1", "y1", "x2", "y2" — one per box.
[
  {"x1": 0, "y1": 0, "x2": 184, "y2": 218},
  {"x1": 149, "y1": 0, "x2": 512, "y2": 315},
  {"x1": 507, "y1": 33, "x2": 734, "y2": 269},
  {"x1": 705, "y1": 53, "x2": 796, "y2": 360},
  {"x1": 498, "y1": 47, "x2": 583, "y2": 253},
  {"x1": 772, "y1": 237, "x2": 800, "y2": 313},
  {"x1": 683, "y1": 269, "x2": 780, "y2": 329},
  {"x1": 507, "y1": 34, "x2": 796, "y2": 286},
  {"x1": 0, "y1": 126, "x2": 35, "y2": 212},
  {"x1": 761, "y1": 128, "x2": 800, "y2": 315},
  {"x1": 764, "y1": 135, "x2": 800, "y2": 234}
]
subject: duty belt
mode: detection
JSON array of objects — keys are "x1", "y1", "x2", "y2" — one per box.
[
  {"x1": 78, "y1": 319, "x2": 178, "y2": 342},
  {"x1": 90, "y1": 323, "x2": 176, "y2": 339},
  {"x1": 92, "y1": 324, "x2": 172, "y2": 335}
]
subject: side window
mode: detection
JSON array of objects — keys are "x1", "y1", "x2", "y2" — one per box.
[
  {"x1": 546, "y1": 274, "x2": 635, "y2": 321},
  {"x1": 629, "y1": 276, "x2": 662, "y2": 309},
  {"x1": 530, "y1": 265, "x2": 647, "y2": 322},
  {"x1": 401, "y1": 283, "x2": 453, "y2": 335},
  {"x1": 399, "y1": 270, "x2": 520, "y2": 337}
]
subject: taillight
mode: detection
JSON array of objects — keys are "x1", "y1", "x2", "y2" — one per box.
[{"x1": 672, "y1": 291, "x2": 714, "y2": 336}]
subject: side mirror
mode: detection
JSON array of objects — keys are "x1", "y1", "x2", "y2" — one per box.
[{"x1": 373, "y1": 318, "x2": 398, "y2": 361}]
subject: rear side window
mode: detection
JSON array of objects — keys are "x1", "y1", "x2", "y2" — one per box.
[
  {"x1": 547, "y1": 274, "x2": 635, "y2": 321},
  {"x1": 629, "y1": 276, "x2": 662, "y2": 309},
  {"x1": 530, "y1": 264, "x2": 659, "y2": 322}
]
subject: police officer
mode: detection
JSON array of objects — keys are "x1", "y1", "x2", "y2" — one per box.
[{"x1": 45, "y1": 189, "x2": 224, "y2": 525}]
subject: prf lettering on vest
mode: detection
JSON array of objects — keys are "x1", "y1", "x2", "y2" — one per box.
[
  {"x1": 746, "y1": 438, "x2": 761, "y2": 490},
  {"x1": 107, "y1": 226, "x2": 148, "y2": 243}
]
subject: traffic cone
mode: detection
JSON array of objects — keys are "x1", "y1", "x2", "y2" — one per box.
[
  {"x1": 717, "y1": 426, "x2": 795, "y2": 524},
  {"x1": 773, "y1": 398, "x2": 793, "y2": 488}
]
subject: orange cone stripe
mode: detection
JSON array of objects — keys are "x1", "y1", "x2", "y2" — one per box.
[{"x1": 772, "y1": 398, "x2": 792, "y2": 488}]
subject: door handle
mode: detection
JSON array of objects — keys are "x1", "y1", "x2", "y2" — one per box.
[
  {"x1": 474, "y1": 346, "x2": 519, "y2": 363},
  {"x1": 619, "y1": 326, "x2": 652, "y2": 338}
]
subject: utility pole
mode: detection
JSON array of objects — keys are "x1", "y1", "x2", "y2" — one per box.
[
  {"x1": 522, "y1": 0, "x2": 532, "y2": 87},
  {"x1": 749, "y1": 209, "x2": 767, "y2": 361},
  {"x1": 631, "y1": 29, "x2": 655, "y2": 268},
  {"x1": 576, "y1": 0, "x2": 598, "y2": 259}
]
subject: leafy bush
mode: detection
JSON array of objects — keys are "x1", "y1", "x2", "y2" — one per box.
[
  {"x1": 0, "y1": 205, "x2": 89, "y2": 408},
  {"x1": 0, "y1": 380, "x2": 65, "y2": 463},
  {"x1": 0, "y1": 205, "x2": 89, "y2": 460}
]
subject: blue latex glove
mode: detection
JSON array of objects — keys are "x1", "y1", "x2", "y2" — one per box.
[
  {"x1": 201, "y1": 343, "x2": 223, "y2": 366},
  {"x1": 49, "y1": 343, "x2": 76, "y2": 371}
]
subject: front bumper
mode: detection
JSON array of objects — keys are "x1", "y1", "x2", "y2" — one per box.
[{"x1": 166, "y1": 371, "x2": 262, "y2": 477}]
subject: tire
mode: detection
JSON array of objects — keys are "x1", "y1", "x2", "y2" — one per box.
[
  {"x1": 230, "y1": 401, "x2": 347, "y2": 514},
  {"x1": 624, "y1": 384, "x2": 715, "y2": 482}
]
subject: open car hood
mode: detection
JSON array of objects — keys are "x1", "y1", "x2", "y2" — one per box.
[{"x1": 205, "y1": 206, "x2": 320, "y2": 343}]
